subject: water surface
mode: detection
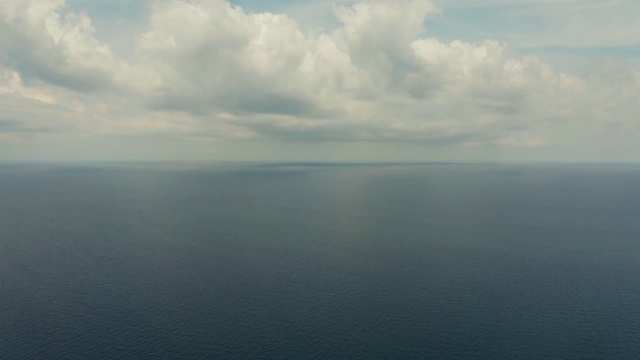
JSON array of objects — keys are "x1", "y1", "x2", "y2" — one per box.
[{"x1": 1, "y1": 163, "x2": 639, "y2": 359}]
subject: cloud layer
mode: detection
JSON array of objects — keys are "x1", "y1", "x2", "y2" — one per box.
[{"x1": 1, "y1": 0, "x2": 639, "y2": 161}]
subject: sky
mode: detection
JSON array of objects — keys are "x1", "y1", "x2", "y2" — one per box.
[{"x1": 0, "y1": 0, "x2": 639, "y2": 162}]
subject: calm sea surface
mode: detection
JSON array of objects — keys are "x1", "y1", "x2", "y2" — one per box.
[{"x1": 1, "y1": 163, "x2": 640, "y2": 359}]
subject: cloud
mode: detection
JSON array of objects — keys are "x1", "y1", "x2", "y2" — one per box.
[
  {"x1": 0, "y1": 0, "x2": 639, "y2": 161},
  {"x1": 0, "y1": 0, "x2": 156, "y2": 92},
  {"x1": 138, "y1": 0, "x2": 322, "y2": 115},
  {"x1": 135, "y1": 0, "x2": 576, "y2": 146},
  {"x1": 0, "y1": 69, "x2": 56, "y2": 104}
]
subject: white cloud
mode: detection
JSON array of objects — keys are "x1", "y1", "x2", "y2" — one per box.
[
  {"x1": 0, "y1": 0, "x2": 156, "y2": 92},
  {"x1": 1, "y1": 0, "x2": 639, "y2": 161},
  {"x1": 135, "y1": 0, "x2": 568, "y2": 146},
  {"x1": 0, "y1": 70, "x2": 56, "y2": 104}
]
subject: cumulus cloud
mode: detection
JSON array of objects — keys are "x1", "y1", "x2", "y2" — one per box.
[
  {"x1": 1, "y1": 0, "x2": 639, "y2": 160},
  {"x1": 0, "y1": 0, "x2": 156, "y2": 92},
  {"x1": 134, "y1": 0, "x2": 576, "y2": 145}
]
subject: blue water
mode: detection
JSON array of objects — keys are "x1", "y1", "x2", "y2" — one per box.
[{"x1": 1, "y1": 163, "x2": 640, "y2": 359}]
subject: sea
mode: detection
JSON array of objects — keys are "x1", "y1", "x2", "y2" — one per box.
[{"x1": 1, "y1": 162, "x2": 639, "y2": 359}]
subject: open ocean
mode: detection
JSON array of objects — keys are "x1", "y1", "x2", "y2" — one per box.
[{"x1": 1, "y1": 162, "x2": 639, "y2": 359}]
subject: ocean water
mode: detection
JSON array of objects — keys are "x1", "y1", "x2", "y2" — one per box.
[{"x1": 1, "y1": 163, "x2": 640, "y2": 359}]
